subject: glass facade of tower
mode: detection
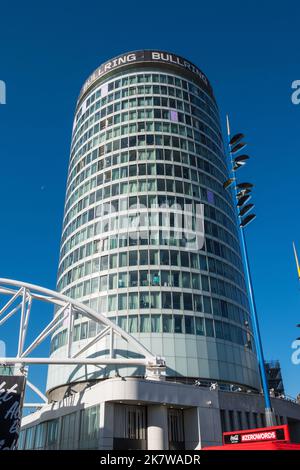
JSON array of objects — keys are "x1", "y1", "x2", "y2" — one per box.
[{"x1": 47, "y1": 51, "x2": 260, "y2": 393}]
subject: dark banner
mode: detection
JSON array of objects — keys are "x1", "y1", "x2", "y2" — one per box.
[
  {"x1": 0, "y1": 375, "x2": 26, "y2": 450},
  {"x1": 79, "y1": 50, "x2": 213, "y2": 99}
]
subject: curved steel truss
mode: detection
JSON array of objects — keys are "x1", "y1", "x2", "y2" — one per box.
[{"x1": 0, "y1": 278, "x2": 166, "y2": 381}]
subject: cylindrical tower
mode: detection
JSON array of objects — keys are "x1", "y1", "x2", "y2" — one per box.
[{"x1": 47, "y1": 50, "x2": 260, "y2": 396}]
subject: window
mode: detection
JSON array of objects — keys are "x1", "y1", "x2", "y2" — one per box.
[
  {"x1": 151, "y1": 270, "x2": 160, "y2": 286},
  {"x1": 183, "y1": 293, "x2": 192, "y2": 311},
  {"x1": 140, "y1": 315, "x2": 151, "y2": 332},
  {"x1": 109, "y1": 273, "x2": 117, "y2": 289},
  {"x1": 120, "y1": 405, "x2": 146, "y2": 440},
  {"x1": 119, "y1": 272, "x2": 128, "y2": 288},
  {"x1": 100, "y1": 255, "x2": 108, "y2": 271},
  {"x1": 163, "y1": 314, "x2": 173, "y2": 333},
  {"x1": 129, "y1": 251, "x2": 138, "y2": 266},
  {"x1": 18, "y1": 430, "x2": 26, "y2": 450},
  {"x1": 118, "y1": 294, "x2": 127, "y2": 310},
  {"x1": 24, "y1": 427, "x2": 35, "y2": 449},
  {"x1": 195, "y1": 317, "x2": 204, "y2": 335},
  {"x1": 110, "y1": 254, "x2": 118, "y2": 269},
  {"x1": 46, "y1": 419, "x2": 59, "y2": 450},
  {"x1": 140, "y1": 270, "x2": 149, "y2": 286},
  {"x1": 108, "y1": 295, "x2": 117, "y2": 311},
  {"x1": 174, "y1": 315, "x2": 183, "y2": 333},
  {"x1": 34, "y1": 423, "x2": 47, "y2": 449},
  {"x1": 171, "y1": 251, "x2": 179, "y2": 266},
  {"x1": 182, "y1": 272, "x2": 191, "y2": 289},
  {"x1": 151, "y1": 292, "x2": 160, "y2": 309},
  {"x1": 80, "y1": 322, "x2": 88, "y2": 340},
  {"x1": 119, "y1": 252, "x2": 127, "y2": 267},
  {"x1": 162, "y1": 292, "x2": 172, "y2": 309},
  {"x1": 171, "y1": 271, "x2": 179, "y2": 287},
  {"x1": 205, "y1": 319, "x2": 214, "y2": 337},
  {"x1": 215, "y1": 321, "x2": 224, "y2": 339},
  {"x1": 203, "y1": 296, "x2": 212, "y2": 314},
  {"x1": 168, "y1": 409, "x2": 184, "y2": 445},
  {"x1": 151, "y1": 314, "x2": 162, "y2": 333},
  {"x1": 139, "y1": 250, "x2": 148, "y2": 265},
  {"x1": 128, "y1": 315, "x2": 138, "y2": 333},
  {"x1": 140, "y1": 292, "x2": 150, "y2": 309},
  {"x1": 172, "y1": 292, "x2": 181, "y2": 310},
  {"x1": 150, "y1": 250, "x2": 159, "y2": 265},
  {"x1": 129, "y1": 271, "x2": 138, "y2": 287},
  {"x1": 192, "y1": 273, "x2": 200, "y2": 290},
  {"x1": 180, "y1": 251, "x2": 189, "y2": 267},
  {"x1": 79, "y1": 406, "x2": 100, "y2": 449},
  {"x1": 99, "y1": 275, "x2": 108, "y2": 291},
  {"x1": 193, "y1": 294, "x2": 203, "y2": 312},
  {"x1": 160, "y1": 250, "x2": 169, "y2": 266},
  {"x1": 118, "y1": 316, "x2": 127, "y2": 331},
  {"x1": 128, "y1": 292, "x2": 138, "y2": 309},
  {"x1": 185, "y1": 316, "x2": 195, "y2": 334}
]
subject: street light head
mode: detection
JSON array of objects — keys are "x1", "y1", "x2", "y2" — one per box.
[
  {"x1": 237, "y1": 188, "x2": 251, "y2": 199},
  {"x1": 233, "y1": 163, "x2": 242, "y2": 171},
  {"x1": 234, "y1": 154, "x2": 249, "y2": 165},
  {"x1": 237, "y1": 194, "x2": 252, "y2": 207},
  {"x1": 240, "y1": 213, "x2": 256, "y2": 228},
  {"x1": 239, "y1": 203, "x2": 254, "y2": 217},
  {"x1": 231, "y1": 141, "x2": 247, "y2": 154},
  {"x1": 237, "y1": 182, "x2": 254, "y2": 190},
  {"x1": 223, "y1": 178, "x2": 235, "y2": 190},
  {"x1": 229, "y1": 133, "x2": 245, "y2": 146}
]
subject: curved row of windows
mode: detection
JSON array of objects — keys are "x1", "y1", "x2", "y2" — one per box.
[
  {"x1": 19, "y1": 406, "x2": 99, "y2": 450},
  {"x1": 50, "y1": 314, "x2": 253, "y2": 354},
  {"x1": 61, "y1": 270, "x2": 249, "y2": 313},
  {"x1": 71, "y1": 100, "x2": 223, "y2": 164},
  {"x1": 80, "y1": 72, "x2": 219, "y2": 121},
  {"x1": 58, "y1": 248, "x2": 245, "y2": 295},
  {"x1": 63, "y1": 179, "x2": 236, "y2": 247},
  {"x1": 70, "y1": 127, "x2": 223, "y2": 189},
  {"x1": 58, "y1": 229, "x2": 244, "y2": 278},
  {"x1": 60, "y1": 211, "x2": 240, "y2": 274},
  {"x1": 67, "y1": 138, "x2": 227, "y2": 208},
  {"x1": 67, "y1": 128, "x2": 227, "y2": 204},
  {"x1": 64, "y1": 155, "x2": 232, "y2": 244},
  {"x1": 71, "y1": 105, "x2": 223, "y2": 164},
  {"x1": 64, "y1": 161, "x2": 232, "y2": 231},
  {"x1": 73, "y1": 72, "x2": 220, "y2": 150},
  {"x1": 67, "y1": 140, "x2": 229, "y2": 216},
  {"x1": 61, "y1": 192, "x2": 239, "y2": 262}
]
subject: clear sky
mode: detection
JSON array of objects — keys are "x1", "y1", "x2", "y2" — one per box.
[{"x1": 0, "y1": 1, "x2": 300, "y2": 401}]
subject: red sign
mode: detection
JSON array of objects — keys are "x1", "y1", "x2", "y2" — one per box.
[
  {"x1": 223, "y1": 425, "x2": 289, "y2": 445},
  {"x1": 203, "y1": 425, "x2": 300, "y2": 450}
]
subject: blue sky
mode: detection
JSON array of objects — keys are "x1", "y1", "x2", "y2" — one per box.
[{"x1": 0, "y1": 1, "x2": 300, "y2": 400}]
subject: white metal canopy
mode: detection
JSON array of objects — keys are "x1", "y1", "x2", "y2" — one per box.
[{"x1": 0, "y1": 278, "x2": 166, "y2": 405}]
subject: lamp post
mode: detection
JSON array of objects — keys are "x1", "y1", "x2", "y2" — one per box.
[{"x1": 224, "y1": 116, "x2": 276, "y2": 426}]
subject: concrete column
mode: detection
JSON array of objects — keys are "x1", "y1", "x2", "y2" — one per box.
[
  {"x1": 147, "y1": 405, "x2": 168, "y2": 450},
  {"x1": 184, "y1": 408, "x2": 200, "y2": 449}
]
